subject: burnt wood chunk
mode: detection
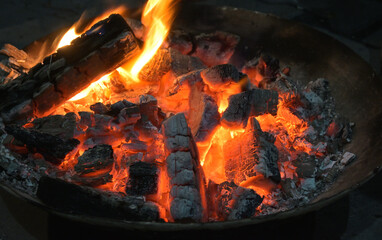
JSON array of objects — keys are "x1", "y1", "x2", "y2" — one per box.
[
  {"x1": 36, "y1": 176, "x2": 160, "y2": 221},
  {"x1": 188, "y1": 86, "x2": 220, "y2": 142},
  {"x1": 162, "y1": 113, "x2": 203, "y2": 222},
  {"x1": 126, "y1": 161, "x2": 158, "y2": 195},
  {"x1": 222, "y1": 88, "x2": 278, "y2": 127},
  {"x1": 4, "y1": 126, "x2": 79, "y2": 165},
  {"x1": 224, "y1": 117, "x2": 281, "y2": 183},
  {"x1": 200, "y1": 64, "x2": 241, "y2": 91},
  {"x1": 74, "y1": 144, "x2": 114, "y2": 175},
  {"x1": 214, "y1": 181, "x2": 263, "y2": 220},
  {"x1": 192, "y1": 31, "x2": 240, "y2": 67},
  {"x1": 166, "y1": 69, "x2": 204, "y2": 97},
  {"x1": 30, "y1": 112, "x2": 78, "y2": 140},
  {"x1": 138, "y1": 48, "x2": 205, "y2": 82},
  {"x1": 167, "y1": 30, "x2": 193, "y2": 55},
  {"x1": 139, "y1": 94, "x2": 160, "y2": 127},
  {"x1": 71, "y1": 173, "x2": 113, "y2": 187},
  {"x1": 0, "y1": 14, "x2": 140, "y2": 123}
]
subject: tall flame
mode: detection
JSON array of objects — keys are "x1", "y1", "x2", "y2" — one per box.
[{"x1": 128, "y1": 0, "x2": 178, "y2": 81}]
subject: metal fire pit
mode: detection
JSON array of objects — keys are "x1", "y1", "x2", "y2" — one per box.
[{"x1": 1, "y1": 3, "x2": 382, "y2": 235}]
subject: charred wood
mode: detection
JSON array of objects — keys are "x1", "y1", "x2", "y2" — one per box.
[
  {"x1": 74, "y1": 144, "x2": 114, "y2": 175},
  {"x1": 4, "y1": 125, "x2": 79, "y2": 165},
  {"x1": 0, "y1": 14, "x2": 140, "y2": 123},
  {"x1": 126, "y1": 161, "x2": 158, "y2": 195},
  {"x1": 139, "y1": 48, "x2": 205, "y2": 82},
  {"x1": 36, "y1": 176, "x2": 160, "y2": 221},
  {"x1": 224, "y1": 117, "x2": 281, "y2": 183},
  {"x1": 222, "y1": 88, "x2": 278, "y2": 127}
]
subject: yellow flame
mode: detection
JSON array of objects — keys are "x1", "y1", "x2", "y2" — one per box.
[
  {"x1": 127, "y1": 0, "x2": 178, "y2": 81},
  {"x1": 57, "y1": 27, "x2": 80, "y2": 49},
  {"x1": 69, "y1": 74, "x2": 111, "y2": 101}
]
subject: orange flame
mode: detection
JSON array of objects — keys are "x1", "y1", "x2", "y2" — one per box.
[{"x1": 124, "y1": 0, "x2": 178, "y2": 82}]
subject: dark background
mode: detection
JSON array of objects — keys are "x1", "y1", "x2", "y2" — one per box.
[{"x1": 0, "y1": 0, "x2": 381, "y2": 239}]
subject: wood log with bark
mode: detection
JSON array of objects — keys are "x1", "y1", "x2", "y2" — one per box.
[{"x1": 0, "y1": 14, "x2": 140, "y2": 124}]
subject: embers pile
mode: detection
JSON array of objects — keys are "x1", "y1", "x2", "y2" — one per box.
[{"x1": 0, "y1": 12, "x2": 355, "y2": 223}]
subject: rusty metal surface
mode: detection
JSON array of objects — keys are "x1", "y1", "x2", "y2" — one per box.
[{"x1": 1, "y1": 3, "x2": 382, "y2": 231}]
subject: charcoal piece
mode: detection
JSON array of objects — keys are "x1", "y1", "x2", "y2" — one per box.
[
  {"x1": 30, "y1": 112, "x2": 78, "y2": 140},
  {"x1": 293, "y1": 153, "x2": 317, "y2": 178},
  {"x1": 306, "y1": 78, "x2": 330, "y2": 100},
  {"x1": 0, "y1": 43, "x2": 35, "y2": 70},
  {"x1": 138, "y1": 48, "x2": 205, "y2": 82},
  {"x1": 75, "y1": 144, "x2": 114, "y2": 175},
  {"x1": 170, "y1": 198, "x2": 203, "y2": 223},
  {"x1": 0, "y1": 14, "x2": 139, "y2": 123},
  {"x1": 340, "y1": 152, "x2": 356, "y2": 166},
  {"x1": 162, "y1": 113, "x2": 190, "y2": 137},
  {"x1": 5, "y1": 126, "x2": 79, "y2": 165},
  {"x1": 280, "y1": 178, "x2": 300, "y2": 199},
  {"x1": 224, "y1": 117, "x2": 281, "y2": 183},
  {"x1": 90, "y1": 102, "x2": 110, "y2": 115},
  {"x1": 262, "y1": 76, "x2": 300, "y2": 104},
  {"x1": 192, "y1": 31, "x2": 240, "y2": 66},
  {"x1": 109, "y1": 100, "x2": 136, "y2": 115},
  {"x1": 36, "y1": 176, "x2": 160, "y2": 221},
  {"x1": 188, "y1": 86, "x2": 220, "y2": 142},
  {"x1": 78, "y1": 111, "x2": 93, "y2": 127},
  {"x1": 222, "y1": 88, "x2": 278, "y2": 127},
  {"x1": 71, "y1": 172, "x2": 112, "y2": 187},
  {"x1": 200, "y1": 64, "x2": 241, "y2": 91},
  {"x1": 167, "y1": 30, "x2": 193, "y2": 55},
  {"x1": 165, "y1": 135, "x2": 191, "y2": 152},
  {"x1": 118, "y1": 106, "x2": 141, "y2": 126},
  {"x1": 214, "y1": 181, "x2": 263, "y2": 220},
  {"x1": 227, "y1": 186, "x2": 263, "y2": 220},
  {"x1": 139, "y1": 94, "x2": 160, "y2": 127},
  {"x1": 166, "y1": 151, "x2": 194, "y2": 177},
  {"x1": 126, "y1": 161, "x2": 158, "y2": 195},
  {"x1": 121, "y1": 140, "x2": 148, "y2": 153}
]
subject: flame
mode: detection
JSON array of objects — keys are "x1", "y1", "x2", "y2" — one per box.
[
  {"x1": 57, "y1": 27, "x2": 80, "y2": 49},
  {"x1": 123, "y1": 0, "x2": 178, "y2": 82}
]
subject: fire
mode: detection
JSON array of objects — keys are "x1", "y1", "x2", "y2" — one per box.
[
  {"x1": 124, "y1": 0, "x2": 178, "y2": 82},
  {"x1": 57, "y1": 27, "x2": 80, "y2": 49}
]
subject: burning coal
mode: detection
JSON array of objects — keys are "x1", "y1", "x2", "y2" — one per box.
[{"x1": 0, "y1": 0, "x2": 355, "y2": 223}]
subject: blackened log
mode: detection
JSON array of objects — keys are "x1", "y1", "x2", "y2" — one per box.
[
  {"x1": 192, "y1": 31, "x2": 240, "y2": 67},
  {"x1": 74, "y1": 144, "x2": 114, "y2": 175},
  {"x1": 188, "y1": 85, "x2": 220, "y2": 142},
  {"x1": 224, "y1": 117, "x2": 281, "y2": 183},
  {"x1": 71, "y1": 172, "x2": 112, "y2": 187},
  {"x1": 162, "y1": 113, "x2": 203, "y2": 222},
  {"x1": 138, "y1": 48, "x2": 205, "y2": 82},
  {"x1": 222, "y1": 88, "x2": 278, "y2": 127},
  {"x1": 4, "y1": 126, "x2": 79, "y2": 165},
  {"x1": 213, "y1": 181, "x2": 263, "y2": 220},
  {"x1": 0, "y1": 44, "x2": 35, "y2": 70},
  {"x1": 36, "y1": 176, "x2": 160, "y2": 221},
  {"x1": 126, "y1": 161, "x2": 158, "y2": 195},
  {"x1": 0, "y1": 14, "x2": 140, "y2": 123}
]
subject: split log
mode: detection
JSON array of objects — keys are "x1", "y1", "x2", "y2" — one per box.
[
  {"x1": 36, "y1": 176, "x2": 160, "y2": 221},
  {"x1": 192, "y1": 31, "x2": 240, "y2": 67},
  {"x1": 161, "y1": 113, "x2": 203, "y2": 222},
  {"x1": 188, "y1": 85, "x2": 220, "y2": 142},
  {"x1": 0, "y1": 14, "x2": 140, "y2": 123},
  {"x1": 221, "y1": 88, "x2": 278, "y2": 127},
  {"x1": 138, "y1": 48, "x2": 205, "y2": 83},
  {"x1": 210, "y1": 181, "x2": 263, "y2": 221},
  {"x1": 126, "y1": 161, "x2": 158, "y2": 195},
  {"x1": 224, "y1": 117, "x2": 281, "y2": 183},
  {"x1": 4, "y1": 125, "x2": 79, "y2": 165},
  {"x1": 74, "y1": 144, "x2": 114, "y2": 175}
]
